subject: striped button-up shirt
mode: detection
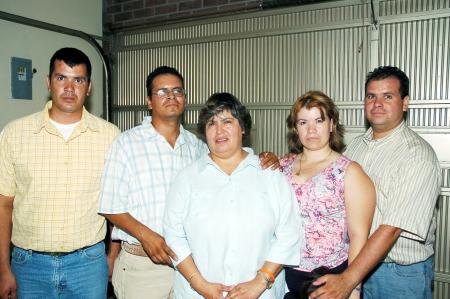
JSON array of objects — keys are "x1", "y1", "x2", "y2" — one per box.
[
  {"x1": 98, "y1": 116, "x2": 208, "y2": 244},
  {"x1": 345, "y1": 121, "x2": 441, "y2": 264},
  {"x1": 0, "y1": 101, "x2": 120, "y2": 252}
]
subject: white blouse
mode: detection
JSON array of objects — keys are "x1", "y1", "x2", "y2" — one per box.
[{"x1": 164, "y1": 153, "x2": 302, "y2": 298}]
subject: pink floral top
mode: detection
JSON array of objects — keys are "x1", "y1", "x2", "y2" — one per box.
[{"x1": 280, "y1": 155, "x2": 351, "y2": 272}]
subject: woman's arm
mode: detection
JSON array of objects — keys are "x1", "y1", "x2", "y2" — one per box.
[
  {"x1": 343, "y1": 162, "x2": 376, "y2": 297},
  {"x1": 225, "y1": 261, "x2": 282, "y2": 299}
]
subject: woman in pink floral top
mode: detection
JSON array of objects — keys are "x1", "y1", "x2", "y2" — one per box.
[{"x1": 281, "y1": 91, "x2": 376, "y2": 299}]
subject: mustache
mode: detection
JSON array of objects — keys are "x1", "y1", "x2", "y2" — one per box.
[
  {"x1": 163, "y1": 99, "x2": 180, "y2": 105},
  {"x1": 61, "y1": 92, "x2": 76, "y2": 96},
  {"x1": 370, "y1": 108, "x2": 386, "y2": 113}
]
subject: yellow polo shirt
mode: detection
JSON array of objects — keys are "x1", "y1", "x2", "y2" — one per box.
[{"x1": 0, "y1": 101, "x2": 120, "y2": 252}]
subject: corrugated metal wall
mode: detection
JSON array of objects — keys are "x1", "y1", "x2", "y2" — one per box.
[{"x1": 110, "y1": 0, "x2": 450, "y2": 297}]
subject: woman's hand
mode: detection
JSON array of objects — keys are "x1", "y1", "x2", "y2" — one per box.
[
  {"x1": 225, "y1": 275, "x2": 266, "y2": 299},
  {"x1": 191, "y1": 275, "x2": 231, "y2": 299}
]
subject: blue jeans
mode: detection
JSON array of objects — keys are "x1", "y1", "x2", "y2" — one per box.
[
  {"x1": 11, "y1": 242, "x2": 108, "y2": 299},
  {"x1": 363, "y1": 257, "x2": 433, "y2": 299}
]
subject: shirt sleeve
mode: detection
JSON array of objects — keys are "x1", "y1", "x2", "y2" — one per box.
[
  {"x1": 98, "y1": 137, "x2": 132, "y2": 214},
  {"x1": 163, "y1": 171, "x2": 192, "y2": 266},
  {"x1": 265, "y1": 171, "x2": 302, "y2": 266},
  {"x1": 382, "y1": 157, "x2": 441, "y2": 241},
  {"x1": 0, "y1": 128, "x2": 16, "y2": 196}
]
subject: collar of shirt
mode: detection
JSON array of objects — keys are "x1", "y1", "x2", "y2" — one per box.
[
  {"x1": 197, "y1": 150, "x2": 260, "y2": 174},
  {"x1": 33, "y1": 101, "x2": 99, "y2": 135},
  {"x1": 139, "y1": 116, "x2": 189, "y2": 149},
  {"x1": 363, "y1": 120, "x2": 406, "y2": 145}
]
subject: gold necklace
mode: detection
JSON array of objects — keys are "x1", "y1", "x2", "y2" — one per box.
[{"x1": 296, "y1": 149, "x2": 333, "y2": 176}]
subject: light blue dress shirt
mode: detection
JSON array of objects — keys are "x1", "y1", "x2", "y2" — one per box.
[{"x1": 164, "y1": 152, "x2": 302, "y2": 298}]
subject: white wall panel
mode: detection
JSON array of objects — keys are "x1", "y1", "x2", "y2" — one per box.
[{"x1": 110, "y1": 1, "x2": 450, "y2": 296}]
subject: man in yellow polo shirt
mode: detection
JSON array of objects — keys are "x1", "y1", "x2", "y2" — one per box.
[{"x1": 0, "y1": 48, "x2": 119, "y2": 298}]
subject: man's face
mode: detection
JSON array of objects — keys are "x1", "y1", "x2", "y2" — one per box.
[
  {"x1": 364, "y1": 77, "x2": 408, "y2": 139},
  {"x1": 47, "y1": 59, "x2": 91, "y2": 123},
  {"x1": 147, "y1": 74, "x2": 186, "y2": 121}
]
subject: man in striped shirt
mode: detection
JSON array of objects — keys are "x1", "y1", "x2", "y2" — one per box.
[
  {"x1": 99, "y1": 66, "x2": 200, "y2": 298},
  {"x1": 310, "y1": 66, "x2": 441, "y2": 299}
]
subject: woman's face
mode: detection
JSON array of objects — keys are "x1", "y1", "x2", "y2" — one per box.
[
  {"x1": 296, "y1": 106, "x2": 333, "y2": 151},
  {"x1": 205, "y1": 109, "x2": 244, "y2": 159}
]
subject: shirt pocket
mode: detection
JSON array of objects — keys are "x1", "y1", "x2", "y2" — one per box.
[{"x1": 184, "y1": 191, "x2": 222, "y2": 238}]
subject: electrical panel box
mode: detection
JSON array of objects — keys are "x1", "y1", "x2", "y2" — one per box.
[{"x1": 11, "y1": 57, "x2": 32, "y2": 100}]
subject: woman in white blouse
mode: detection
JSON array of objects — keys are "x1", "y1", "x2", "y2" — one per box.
[{"x1": 163, "y1": 92, "x2": 302, "y2": 299}]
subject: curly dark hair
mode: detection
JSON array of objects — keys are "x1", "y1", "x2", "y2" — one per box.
[
  {"x1": 365, "y1": 66, "x2": 409, "y2": 99},
  {"x1": 197, "y1": 92, "x2": 251, "y2": 144},
  {"x1": 286, "y1": 90, "x2": 345, "y2": 154}
]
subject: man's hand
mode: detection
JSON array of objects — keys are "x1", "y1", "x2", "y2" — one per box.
[
  {"x1": 0, "y1": 268, "x2": 16, "y2": 299},
  {"x1": 309, "y1": 273, "x2": 353, "y2": 299},
  {"x1": 140, "y1": 230, "x2": 177, "y2": 266},
  {"x1": 107, "y1": 254, "x2": 115, "y2": 281},
  {"x1": 225, "y1": 275, "x2": 266, "y2": 299},
  {"x1": 102, "y1": 213, "x2": 178, "y2": 266},
  {"x1": 106, "y1": 240, "x2": 121, "y2": 281},
  {"x1": 309, "y1": 225, "x2": 403, "y2": 299},
  {"x1": 106, "y1": 251, "x2": 117, "y2": 281},
  {"x1": 259, "y1": 152, "x2": 280, "y2": 170},
  {"x1": 0, "y1": 195, "x2": 15, "y2": 299}
]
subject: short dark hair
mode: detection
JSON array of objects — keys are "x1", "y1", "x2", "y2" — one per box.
[
  {"x1": 146, "y1": 66, "x2": 184, "y2": 97},
  {"x1": 49, "y1": 48, "x2": 92, "y2": 81},
  {"x1": 197, "y1": 92, "x2": 252, "y2": 144},
  {"x1": 365, "y1": 66, "x2": 409, "y2": 99},
  {"x1": 286, "y1": 90, "x2": 345, "y2": 154}
]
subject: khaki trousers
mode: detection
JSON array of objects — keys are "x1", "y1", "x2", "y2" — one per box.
[{"x1": 112, "y1": 249, "x2": 174, "y2": 299}]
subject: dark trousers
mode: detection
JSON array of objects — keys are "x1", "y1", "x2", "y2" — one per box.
[{"x1": 284, "y1": 261, "x2": 348, "y2": 299}]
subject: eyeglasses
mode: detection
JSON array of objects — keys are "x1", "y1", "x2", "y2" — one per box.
[{"x1": 152, "y1": 87, "x2": 185, "y2": 99}]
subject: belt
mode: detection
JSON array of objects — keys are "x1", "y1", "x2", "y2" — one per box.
[
  {"x1": 16, "y1": 242, "x2": 101, "y2": 257},
  {"x1": 121, "y1": 242, "x2": 148, "y2": 257},
  {"x1": 33, "y1": 250, "x2": 73, "y2": 256}
]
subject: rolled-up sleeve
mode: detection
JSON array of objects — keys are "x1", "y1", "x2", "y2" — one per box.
[{"x1": 266, "y1": 171, "x2": 302, "y2": 266}]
